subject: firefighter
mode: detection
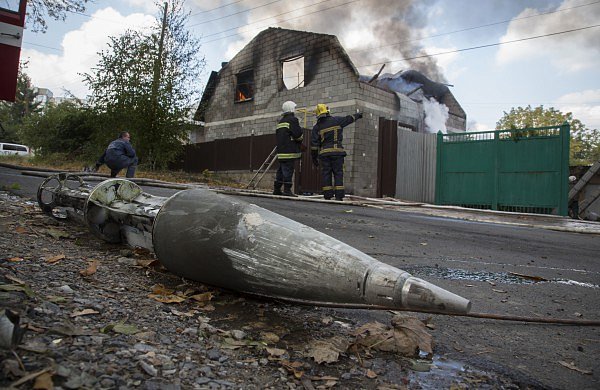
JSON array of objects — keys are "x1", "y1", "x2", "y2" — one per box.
[
  {"x1": 273, "y1": 101, "x2": 304, "y2": 196},
  {"x1": 311, "y1": 104, "x2": 362, "y2": 201}
]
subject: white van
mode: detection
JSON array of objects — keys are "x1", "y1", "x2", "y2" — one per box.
[{"x1": 0, "y1": 143, "x2": 32, "y2": 156}]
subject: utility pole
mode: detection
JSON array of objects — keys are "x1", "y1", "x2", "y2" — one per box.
[{"x1": 149, "y1": 1, "x2": 168, "y2": 168}]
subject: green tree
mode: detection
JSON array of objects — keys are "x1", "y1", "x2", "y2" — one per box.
[
  {"x1": 20, "y1": 100, "x2": 99, "y2": 158},
  {"x1": 496, "y1": 105, "x2": 599, "y2": 165},
  {"x1": 0, "y1": 64, "x2": 42, "y2": 142},
  {"x1": 83, "y1": 0, "x2": 205, "y2": 169},
  {"x1": 26, "y1": 0, "x2": 90, "y2": 33}
]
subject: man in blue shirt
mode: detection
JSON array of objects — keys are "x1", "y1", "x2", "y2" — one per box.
[{"x1": 95, "y1": 131, "x2": 138, "y2": 178}]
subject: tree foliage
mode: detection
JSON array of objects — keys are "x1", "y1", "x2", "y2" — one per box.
[
  {"x1": 20, "y1": 100, "x2": 99, "y2": 158},
  {"x1": 83, "y1": 0, "x2": 205, "y2": 169},
  {"x1": 26, "y1": 0, "x2": 90, "y2": 33},
  {"x1": 496, "y1": 105, "x2": 600, "y2": 165},
  {"x1": 0, "y1": 64, "x2": 42, "y2": 142}
]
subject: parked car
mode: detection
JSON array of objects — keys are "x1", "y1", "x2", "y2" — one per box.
[{"x1": 0, "y1": 142, "x2": 32, "y2": 156}]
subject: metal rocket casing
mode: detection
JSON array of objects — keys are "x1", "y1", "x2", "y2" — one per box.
[{"x1": 153, "y1": 188, "x2": 471, "y2": 314}]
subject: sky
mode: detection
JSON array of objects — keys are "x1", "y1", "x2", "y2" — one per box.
[{"x1": 18, "y1": 0, "x2": 600, "y2": 131}]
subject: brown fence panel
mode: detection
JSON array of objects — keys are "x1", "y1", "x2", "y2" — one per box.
[
  {"x1": 251, "y1": 134, "x2": 277, "y2": 170},
  {"x1": 297, "y1": 128, "x2": 322, "y2": 194},
  {"x1": 173, "y1": 134, "x2": 278, "y2": 173},
  {"x1": 377, "y1": 118, "x2": 398, "y2": 197}
]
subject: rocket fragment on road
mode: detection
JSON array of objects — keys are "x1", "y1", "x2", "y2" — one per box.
[{"x1": 37, "y1": 174, "x2": 471, "y2": 314}]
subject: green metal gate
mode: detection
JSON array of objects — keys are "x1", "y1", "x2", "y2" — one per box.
[{"x1": 435, "y1": 123, "x2": 570, "y2": 216}]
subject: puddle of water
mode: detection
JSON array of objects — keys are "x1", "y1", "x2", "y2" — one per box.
[{"x1": 403, "y1": 266, "x2": 599, "y2": 289}]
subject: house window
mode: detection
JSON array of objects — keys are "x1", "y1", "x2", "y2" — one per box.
[
  {"x1": 282, "y1": 56, "x2": 304, "y2": 90},
  {"x1": 235, "y1": 69, "x2": 254, "y2": 102}
]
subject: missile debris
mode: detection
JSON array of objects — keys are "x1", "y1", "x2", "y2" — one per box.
[{"x1": 37, "y1": 174, "x2": 471, "y2": 314}]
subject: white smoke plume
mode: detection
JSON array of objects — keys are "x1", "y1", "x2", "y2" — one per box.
[{"x1": 423, "y1": 97, "x2": 449, "y2": 133}]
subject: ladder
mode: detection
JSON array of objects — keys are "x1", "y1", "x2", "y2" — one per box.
[{"x1": 246, "y1": 146, "x2": 277, "y2": 189}]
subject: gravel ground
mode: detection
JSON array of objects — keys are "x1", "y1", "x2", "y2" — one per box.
[{"x1": 1, "y1": 191, "x2": 530, "y2": 389}]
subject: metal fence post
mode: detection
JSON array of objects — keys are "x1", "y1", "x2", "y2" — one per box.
[
  {"x1": 559, "y1": 122, "x2": 571, "y2": 216},
  {"x1": 434, "y1": 131, "x2": 443, "y2": 205},
  {"x1": 492, "y1": 130, "x2": 499, "y2": 211}
]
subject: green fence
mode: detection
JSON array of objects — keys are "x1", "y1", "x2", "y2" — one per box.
[{"x1": 435, "y1": 123, "x2": 570, "y2": 216}]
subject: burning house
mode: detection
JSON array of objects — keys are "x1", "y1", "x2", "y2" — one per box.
[{"x1": 193, "y1": 27, "x2": 466, "y2": 198}]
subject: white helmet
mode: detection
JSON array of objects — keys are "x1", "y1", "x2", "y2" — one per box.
[{"x1": 282, "y1": 101, "x2": 296, "y2": 114}]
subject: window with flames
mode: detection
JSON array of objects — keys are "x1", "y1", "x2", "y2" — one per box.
[{"x1": 235, "y1": 69, "x2": 254, "y2": 102}]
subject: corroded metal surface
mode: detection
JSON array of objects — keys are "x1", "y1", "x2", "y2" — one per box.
[{"x1": 37, "y1": 174, "x2": 471, "y2": 314}]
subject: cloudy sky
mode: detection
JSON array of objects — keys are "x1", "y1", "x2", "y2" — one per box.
[{"x1": 19, "y1": 0, "x2": 600, "y2": 130}]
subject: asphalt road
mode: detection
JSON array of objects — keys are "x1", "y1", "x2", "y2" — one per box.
[{"x1": 1, "y1": 166, "x2": 599, "y2": 389}]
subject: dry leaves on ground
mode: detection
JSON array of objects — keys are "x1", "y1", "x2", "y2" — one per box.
[{"x1": 306, "y1": 336, "x2": 350, "y2": 364}]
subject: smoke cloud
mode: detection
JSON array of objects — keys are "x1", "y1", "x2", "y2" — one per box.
[{"x1": 221, "y1": 0, "x2": 447, "y2": 82}]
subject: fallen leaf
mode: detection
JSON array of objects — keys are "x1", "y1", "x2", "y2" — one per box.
[
  {"x1": 170, "y1": 308, "x2": 196, "y2": 317},
  {"x1": 103, "y1": 322, "x2": 139, "y2": 335},
  {"x1": 190, "y1": 292, "x2": 213, "y2": 302},
  {"x1": 281, "y1": 360, "x2": 304, "y2": 379},
  {"x1": 344, "y1": 209, "x2": 353, "y2": 213},
  {"x1": 136, "y1": 259, "x2": 158, "y2": 267},
  {"x1": 420, "y1": 242, "x2": 428, "y2": 246},
  {"x1": 0, "y1": 283, "x2": 35, "y2": 297},
  {"x1": 46, "y1": 254, "x2": 65, "y2": 264},
  {"x1": 366, "y1": 369, "x2": 377, "y2": 378},
  {"x1": 79, "y1": 259, "x2": 99, "y2": 276},
  {"x1": 50, "y1": 321, "x2": 87, "y2": 336},
  {"x1": 261, "y1": 332, "x2": 280, "y2": 344},
  {"x1": 558, "y1": 361, "x2": 592, "y2": 375},
  {"x1": 352, "y1": 314, "x2": 433, "y2": 358},
  {"x1": 148, "y1": 294, "x2": 186, "y2": 304},
  {"x1": 152, "y1": 284, "x2": 174, "y2": 295},
  {"x1": 199, "y1": 304, "x2": 215, "y2": 311},
  {"x1": 307, "y1": 336, "x2": 349, "y2": 364},
  {"x1": 7, "y1": 257, "x2": 24, "y2": 262},
  {"x1": 15, "y1": 226, "x2": 28, "y2": 234},
  {"x1": 508, "y1": 272, "x2": 547, "y2": 282},
  {"x1": 5, "y1": 274, "x2": 26, "y2": 284},
  {"x1": 492, "y1": 289, "x2": 507, "y2": 293},
  {"x1": 44, "y1": 228, "x2": 70, "y2": 239},
  {"x1": 33, "y1": 371, "x2": 54, "y2": 390},
  {"x1": 70, "y1": 309, "x2": 99, "y2": 318}
]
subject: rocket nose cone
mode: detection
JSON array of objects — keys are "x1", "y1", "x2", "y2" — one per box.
[{"x1": 401, "y1": 277, "x2": 471, "y2": 314}]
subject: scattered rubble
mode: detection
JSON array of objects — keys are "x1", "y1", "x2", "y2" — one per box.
[{"x1": 0, "y1": 191, "x2": 529, "y2": 389}]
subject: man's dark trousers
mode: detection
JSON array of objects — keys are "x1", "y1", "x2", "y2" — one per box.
[
  {"x1": 275, "y1": 159, "x2": 295, "y2": 194},
  {"x1": 320, "y1": 155, "x2": 344, "y2": 200}
]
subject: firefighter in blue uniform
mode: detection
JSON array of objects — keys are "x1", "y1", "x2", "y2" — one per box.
[
  {"x1": 311, "y1": 104, "x2": 362, "y2": 201},
  {"x1": 273, "y1": 101, "x2": 304, "y2": 196}
]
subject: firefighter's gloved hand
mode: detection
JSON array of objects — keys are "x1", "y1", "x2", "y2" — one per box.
[
  {"x1": 312, "y1": 158, "x2": 319, "y2": 167},
  {"x1": 354, "y1": 112, "x2": 363, "y2": 120}
]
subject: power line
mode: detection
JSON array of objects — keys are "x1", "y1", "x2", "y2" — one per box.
[
  {"x1": 190, "y1": 0, "x2": 247, "y2": 17},
  {"x1": 354, "y1": 24, "x2": 600, "y2": 69},
  {"x1": 346, "y1": 0, "x2": 600, "y2": 55},
  {"x1": 189, "y1": 0, "x2": 285, "y2": 27},
  {"x1": 201, "y1": 0, "x2": 359, "y2": 43}
]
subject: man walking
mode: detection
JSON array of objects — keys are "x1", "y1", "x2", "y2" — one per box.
[
  {"x1": 273, "y1": 101, "x2": 304, "y2": 196},
  {"x1": 95, "y1": 131, "x2": 138, "y2": 178},
  {"x1": 311, "y1": 104, "x2": 362, "y2": 201}
]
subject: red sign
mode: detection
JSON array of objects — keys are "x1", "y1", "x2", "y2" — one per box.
[{"x1": 0, "y1": 0, "x2": 27, "y2": 102}]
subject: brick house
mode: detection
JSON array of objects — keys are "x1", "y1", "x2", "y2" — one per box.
[{"x1": 194, "y1": 27, "x2": 466, "y2": 197}]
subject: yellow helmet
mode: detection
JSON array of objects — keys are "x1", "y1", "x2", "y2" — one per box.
[{"x1": 315, "y1": 103, "x2": 329, "y2": 117}]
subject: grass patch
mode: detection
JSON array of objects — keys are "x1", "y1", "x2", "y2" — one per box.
[{"x1": 0, "y1": 154, "x2": 243, "y2": 188}]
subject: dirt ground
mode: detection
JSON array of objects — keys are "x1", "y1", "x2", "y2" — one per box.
[{"x1": 1, "y1": 190, "x2": 547, "y2": 389}]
